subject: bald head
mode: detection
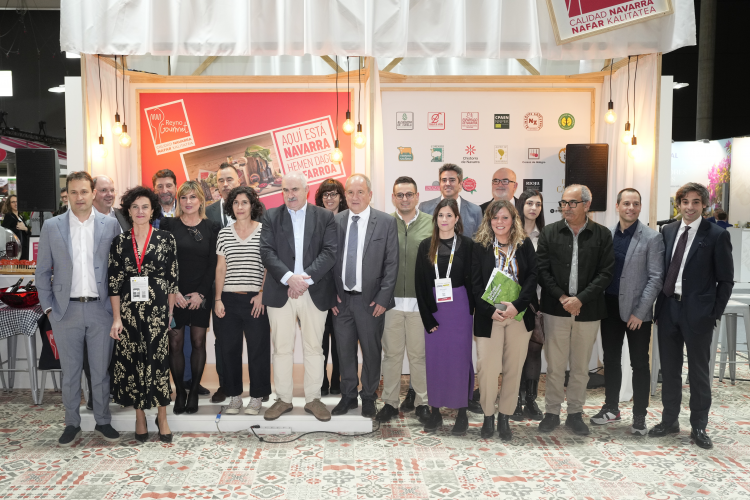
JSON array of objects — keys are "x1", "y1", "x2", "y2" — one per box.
[
  {"x1": 491, "y1": 168, "x2": 518, "y2": 201},
  {"x1": 92, "y1": 175, "x2": 116, "y2": 213},
  {"x1": 345, "y1": 174, "x2": 373, "y2": 214}
]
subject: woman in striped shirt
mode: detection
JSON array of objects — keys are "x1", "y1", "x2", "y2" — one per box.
[{"x1": 214, "y1": 186, "x2": 271, "y2": 414}]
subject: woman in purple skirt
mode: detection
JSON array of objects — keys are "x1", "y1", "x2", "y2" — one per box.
[{"x1": 415, "y1": 198, "x2": 475, "y2": 435}]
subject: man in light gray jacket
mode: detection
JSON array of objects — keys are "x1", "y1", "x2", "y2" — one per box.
[
  {"x1": 418, "y1": 164, "x2": 482, "y2": 238},
  {"x1": 590, "y1": 188, "x2": 664, "y2": 435}
]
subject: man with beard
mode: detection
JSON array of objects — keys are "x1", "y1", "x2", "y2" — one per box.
[
  {"x1": 479, "y1": 168, "x2": 519, "y2": 214},
  {"x1": 152, "y1": 169, "x2": 178, "y2": 229}
]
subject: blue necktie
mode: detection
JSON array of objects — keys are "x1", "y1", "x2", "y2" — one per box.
[{"x1": 345, "y1": 216, "x2": 360, "y2": 289}]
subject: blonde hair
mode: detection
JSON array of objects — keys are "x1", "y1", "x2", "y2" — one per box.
[
  {"x1": 474, "y1": 199, "x2": 526, "y2": 250},
  {"x1": 174, "y1": 181, "x2": 207, "y2": 219}
]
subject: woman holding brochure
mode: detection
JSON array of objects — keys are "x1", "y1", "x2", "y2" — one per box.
[
  {"x1": 471, "y1": 199, "x2": 538, "y2": 440},
  {"x1": 415, "y1": 198, "x2": 474, "y2": 436}
]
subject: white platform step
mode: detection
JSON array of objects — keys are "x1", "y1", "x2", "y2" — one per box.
[{"x1": 79, "y1": 394, "x2": 373, "y2": 434}]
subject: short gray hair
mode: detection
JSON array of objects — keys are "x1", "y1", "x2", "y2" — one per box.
[
  {"x1": 565, "y1": 184, "x2": 592, "y2": 204},
  {"x1": 346, "y1": 174, "x2": 372, "y2": 192},
  {"x1": 283, "y1": 171, "x2": 308, "y2": 189}
]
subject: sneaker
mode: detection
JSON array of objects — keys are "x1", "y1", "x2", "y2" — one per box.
[
  {"x1": 590, "y1": 406, "x2": 621, "y2": 426},
  {"x1": 224, "y1": 396, "x2": 243, "y2": 415},
  {"x1": 264, "y1": 399, "x2": 294, "y2": 421},
  {"x1": 245, "y1": 397, "x2": 263, "y2": 415},
  {"x1": 565, "y1": 412, "x2": 590, "y2": 436},
  {"x1": 631, "y1": 414, "x2": 648, "y2": 436},
  {"x1": 304, "y1": 399, "x2": 331, "y2": 422},
  {"x1": 94, "y1": 424, "x2": 120, "y2": 442},
  {"x1": 58, "y1": 425, "x2": 82, "y2": 447}
]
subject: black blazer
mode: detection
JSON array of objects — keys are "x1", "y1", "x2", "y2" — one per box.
[
  {"x1": 260, "y1": 203, "x2": 337, "y2": 310},
  {"x1": 206, "y1": 198, "x2": 267, "y2": 228},
  {"x1": 472, "y1": 237, "x2": 538, "y2": 336},
  {"x1": 654, "y1": 218, "x2": 734, "y2": 331}
]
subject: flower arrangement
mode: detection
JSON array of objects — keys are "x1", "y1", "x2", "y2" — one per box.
[{"x1": 707, "y1": 141, "x2": 731, "y2": 212}]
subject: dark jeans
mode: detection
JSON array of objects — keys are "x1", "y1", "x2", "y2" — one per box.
[
  {"x1": 322, "y1": 310, "x2": 340, "y2": 390},
  {"x1": 219, "y1": 291, "x2": 272, "y2": 398},
  {"x1": 601, "y1": 294, "x2": 652, "y2": 416}
]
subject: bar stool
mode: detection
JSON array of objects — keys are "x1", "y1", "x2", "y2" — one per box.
[
  {"x1": 0, "y1": 332, "x2": 41, "y2": 404},
  {"x1": 714, "y1": 299, "x2": 750, "y2": 385},
  {"x1": 37, "y1": 369, "x2": 63, "y2": 404}
]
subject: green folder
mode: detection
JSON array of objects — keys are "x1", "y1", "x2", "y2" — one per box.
[{"x1": 481, "y1": 269, "x2": 526, "y2": 321}]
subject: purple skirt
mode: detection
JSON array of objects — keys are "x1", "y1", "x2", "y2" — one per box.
[{"x1": 424, "y1": 286, "x2": 475, "y2": 409}]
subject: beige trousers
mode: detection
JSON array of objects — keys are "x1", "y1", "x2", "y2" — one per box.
[
  {"x1": 475, "y1": 318, "x2": 531, "y2": 416},
  {"x1": 542, "y1": 313, "x2": 600, "y2": 415},
  {"x1": 381, "y1": 309, "x2": 428, "y2": 408},
  {"x1": 267, "y1": 292, "x2": 328, "y2": 404}
]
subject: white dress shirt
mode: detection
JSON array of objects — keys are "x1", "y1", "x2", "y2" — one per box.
[
  {"x1": 342, "y1": 205, "x2": 371, "y2": 292},
  {"x1": 671, "y1": 217, "x2": 702, "y2": 295},
  {"x1": 219, "y1": 198, "x2": 235, "y2": 227},
  {"x1": 69, "y1": 209, "x2": 98, "y2": 298},
  {"x1": 161, "y1": 201, "x2": 176, "y2": 218},
  {"x1": 281, "y1": 202, "x2": 313, "y2": 286},
  {"x1": 394, "y1": 209, "x2": 420, "y2": 313}
]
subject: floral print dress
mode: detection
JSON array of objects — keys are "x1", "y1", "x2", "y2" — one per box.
[{"x1": 108, "y1": 228, "x2": 179, "y2": 409}]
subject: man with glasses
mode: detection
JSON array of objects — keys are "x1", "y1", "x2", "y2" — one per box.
[
  {"x1": 376, "y1": 176, "x2": 433, "y2": 424},
  {"x1": 418, "y1": 164, "x2": 482, "y2": 237},
  {"x1": 480, "y1": 168, "x2": 519, "y2": 214},
  {"x1": 536, "y1": 184, "x2": 614, "y2": 436}
]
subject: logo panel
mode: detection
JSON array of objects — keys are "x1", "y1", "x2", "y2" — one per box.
[
  {"x1": 494, "y1": 145, "x2": 508, "y2": 164},
  {"x1": 427, "y1": 112, "x2": 445, "y2": 130},
  {"x1": 396, "y1": 112, "x2": 414, "y2": 130},
  {"x1": 558, "y1": 148, "x2": 566, "y2": 163},
  {"x1": 430, "y1": 145, "x2": 444, "y2": 162},
  {"x1": 461, "y1": 112, "x2": 479, "y2": 130},
  {"x1": 558, "y1": 113, "x2": 575, "y2": 130},
  {"x1": 397, "y1": 147, "x2": 414, "y2": 161},
  {"x1": 494, "y1": 114, "x2": 510, "y2": 129},
  {"x1": 524, "y1": 112, "x2": 543, "y2": 131},
  {"x1": 528, "y1": 148, "x2": 540, "y2": 160}
]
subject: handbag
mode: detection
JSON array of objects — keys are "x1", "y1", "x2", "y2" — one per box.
[{"x1": 528, "y1": 303, "x2": 545, "y2": 345}]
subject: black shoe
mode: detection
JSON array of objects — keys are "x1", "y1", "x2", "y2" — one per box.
[
  {"x1": 211, "y1": 387, "x2": 227, "y2": 404},
  {"x1": 362, "y1": 399, "x2": 377, "y2": 419},
  {"x1": 155, "y1": 416, "x2": 173, "y2": 443},
  {"x1": 691, "y1": 428, "x2": 713, "y2": 449},
  {"x1": 262, "y1": 395, "x2": 269, "y2": 402},
  {"x1": 423, "y1": 408, "x2": 443, "y2": 433},
  {"x1": 173, "y1": 387, "x2": 187, "y2": 415},
  {"x1": 648, "y1": 420, "x2": 680, "y2": 437},
  {"x1": 451, "y1": 409, "x2": 469, "y2": 436},
  {"x1": 376, "y1": 403, "x2": 399, "y2": 423},
  {"x1": 94, "y1": 424, "x2": 120, "y2": 442},
  {"x1": 58, "y1": 425, "x2": 82, "y2": 447},
  {"x1": 185, "y1": 387, "x2": 200, "y2": 414},
  {"x1": 538, "y1": 413, "x2": 561, "y2": 433},
  {"x1": 330, "y1": 387, "x2": 341, "y2": 395},
  {"x1": 524, "y1": 380, "x2": 543, "y2": 421},
  {"x1": 467, "y1": 398, "x2": 483, "y2": 415},
  {"x1": 497, "y1": 413, "x2": 512, "y2": 441},
  {"x1": 331, "y1": 397, "x2": 358, "y2": 416},
  {"x1": 321, "y1": 388, "x2": 330, "y2": 397},
  {"x1": 415, "y1": 405, "x2": 431, "y2": 424},
  {"x1": 400, "y1": 388, "x2": 416, "y2": 412},
  {"x1": 481, "y1": 415, "x2": 495, "y2": 438},
  {"x1": 565, "y1": 412, "x2": 590, "y2": 436},
  {"x1": 135, "y1": 417, "x2": 149, "y2": 443},
  {"x1": 510, "y1": 396, "x2": 525, "y2": 422},
  {"x1": 196, "y1": 384, "x2": 210, "y2": 396},
  {"x1": 86, "y1": 399, "x2": 93, "y2": 411}
]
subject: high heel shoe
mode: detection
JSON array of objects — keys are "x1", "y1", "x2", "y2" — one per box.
[
  {"x1": 135, "y1": 418, "x2": 149, "y2": 443},
  {"x1": 154, "y1": 416, "x2": 173, "y2": 443},
  {"x1": 185, "y1": 388, "x2": 199, "y2": 414}
]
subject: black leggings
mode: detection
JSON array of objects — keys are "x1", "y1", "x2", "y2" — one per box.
[{"x1": 168, "y1": 326, "x2": 207, "y2": 391}]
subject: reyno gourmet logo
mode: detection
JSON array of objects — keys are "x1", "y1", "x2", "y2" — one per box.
[
  {"x1": 566, "y1": 0, "x2": 659, "y2": 35},
  {"x1": 144, "y1": 99, "x2": 195, "y2": 155}
]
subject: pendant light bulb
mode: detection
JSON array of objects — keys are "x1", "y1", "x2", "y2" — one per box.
[
  {"x1": 628, "y1": 136, "x2": 641, "y2": 160},
  {"x1": 342, "y1": 111, "x2": 354, "y2": 134},
  {"x1": 112, "y1": 113, "x2": 122, "y2": 136},
  {"x1": 118, "y1": 124, "x2": 132, "y2": 148},
  {"x1": 620, "y1": 121, "x2": 632, "y2": 144},
  {"x1": 354, "y1": 123, "x2": 366, "y2": 149},
  {"x1": 331, "y1": 139, "x2": 343, "y2": 163},
  {"x1": 94, "y1": 135, "x2": 108, "y2": 160},
  {"x1": 604, "y1": 101, "x2": 617, "y2": 124}
]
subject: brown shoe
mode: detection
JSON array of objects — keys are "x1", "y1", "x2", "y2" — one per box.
[
  {"x1": 264, "y1": 399, "x2": 294, "y2": 421},
  {"x1": 211, "y1": 387, "x2": 227, "y2": 404},
  {"x1": 304, "y1": 399, "x2": 331, "y2": 422}
]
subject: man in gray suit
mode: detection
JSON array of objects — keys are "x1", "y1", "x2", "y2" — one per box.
[
  {"x1": 331, "y1": 174, "x2": 399, "y2": 419},
  {"x1": 418, "y1": 164, "x2": 482, "y2": 237},
  {"x1": 260, "y1": 172, "x2": 338, "y2": 422},
  {"x1": 36, "y1": 171, "x2": 122, "y2": 446},
  {"x1": 590, "y1": 188, "x2": 664, "y2": 435}
]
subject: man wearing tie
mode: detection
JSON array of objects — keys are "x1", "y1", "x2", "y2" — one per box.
[{"x1": 650, "y1": 182, "x2": 733, "y2": 449}]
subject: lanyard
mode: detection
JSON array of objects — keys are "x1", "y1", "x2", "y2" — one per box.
[
  {"x1": 131, "y1": 226, "x2": 153, "y2": 275},
  {"x1": 494, "y1": 238, "x2": 515, "y2": 274},
  {"x1": 434, "y1": 236, "x2": 457, "y2": 279}
]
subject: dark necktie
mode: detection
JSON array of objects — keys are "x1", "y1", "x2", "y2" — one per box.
[
  {"x1": 345, "y1": 216, "x2": 360, "y2": 289},
  {"x1": 662, "y1": 226, "x2": 691, "y2": 297}
]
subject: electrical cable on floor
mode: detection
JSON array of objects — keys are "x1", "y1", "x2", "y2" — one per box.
[{"x1": 248, "y1": 421, "x2": 382, "y2": 443}]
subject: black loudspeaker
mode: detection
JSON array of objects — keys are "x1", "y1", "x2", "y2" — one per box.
[
  {"x1": 565, "y1": 143, "x2": 608, "y2": 212},
  {"x1": 16, "y1": 148, "x2": 60, "y2": 212}
]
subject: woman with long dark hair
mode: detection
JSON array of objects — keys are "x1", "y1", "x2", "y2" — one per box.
[{"x1": 414, "y1": 198, "x2": 474, "y2": 435}]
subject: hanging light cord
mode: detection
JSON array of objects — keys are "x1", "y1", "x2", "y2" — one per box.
[
  {"x1": 346, "y1": 56, "x2": 350, "y2": 113},
  {"x1": 122, "y1": 56, "x2": 126, "y2": 128},
  {"x1": 335, "y1": 55, "x2": 339, "y2": 139},
  {"x1": 97, "y1": 54, "x2": 102, "y2": 136},
  {"x1": 633, "y1": 55, "x2": 638, "y2": 137},
  {"x1": 626, "y1": 56, "x2": 631, "y2": 124},
  {"x1": 358, "y1": 56, "x2": 362, "y2": 124},
  {"x1": 114, "y1": 55, "x2": 119, "y2": 115},
  {"x1": 609, "y1": 60, "x2": 613, "y2": 102}
]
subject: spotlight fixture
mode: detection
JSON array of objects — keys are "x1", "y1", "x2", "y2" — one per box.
[
  {"x1": 673, "y1": 82, "x2": 689, "y2": 89},
  {"x1": 604, "y1": 61, "x2": 616, "y2": 124},
  {"x1": 354, "y1": 57, "x2": 366, "y2": 149},
  {"x1": 48, "y1": 85, "x2": 65, "y2": 93}
]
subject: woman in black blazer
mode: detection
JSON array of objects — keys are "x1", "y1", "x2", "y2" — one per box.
[
  {"x1": 471, "y1": 199, "x2": 538, "y2": 440},
  {"x1": 1, "y1": 195, "x2": 31, "y2": 259}
]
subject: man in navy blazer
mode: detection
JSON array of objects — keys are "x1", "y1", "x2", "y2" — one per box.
[
  {"x1": 649, "y1": 182, "x2": 734, "y2": 449},
  {"x1": 418, "y1": 164, "x2": 482, "y2": 238},
  {"x1": 36, "y1": 171, "x2": 122, "y2": 446}
]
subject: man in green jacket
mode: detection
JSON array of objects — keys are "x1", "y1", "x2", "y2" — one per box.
[
  {"x1": 375, "y1": 176, "x2": 433, "y2": 423},
  {"x1": 536, "y1": 184, "x2": 614, "y2": 436}
]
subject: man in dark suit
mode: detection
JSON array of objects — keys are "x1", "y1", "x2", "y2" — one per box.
[
  {"x1": 418, "y1": 164, "x2": 482, "y2": 237},
  {"x1": 331, "y1": 174, "x2": 399, "y2": 418},
  {"x1": 260, "y1": 172, "x2": 338, "y2": 422},
  {"x1": 479, "y1": 167, "x2": 519, "y2": 214},
  {"x1": 649, "y1": 182, "x2": 734, "y2": 449}
]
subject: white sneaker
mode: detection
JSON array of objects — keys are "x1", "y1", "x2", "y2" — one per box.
[
  {"x1": 245, "y1": 397, "x2": 263, "y2": 415},
  {"x1": 224, "y1": 396, "x2": 243, "y2": 414}
]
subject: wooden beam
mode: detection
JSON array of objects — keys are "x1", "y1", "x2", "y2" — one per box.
[
  {"x1": 192, "y1": 56, "x2": 218, "y2": 76},
  {"x1": 516, "y1": 59, "x2": 540, "y2": 76},
  {"x1": 321, "y1": 56, "x2": 344, "y2": 73},
  {"x1": 381, "y1": 58, "x2": 404, "y2": 73},
  {"x1": 124, "y1": 71, "x2": 371, "y2": 85}
]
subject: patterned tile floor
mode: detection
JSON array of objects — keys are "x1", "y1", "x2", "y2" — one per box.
[{"x1": 1, "y1": 365, "x2": 750, "y2": 499}]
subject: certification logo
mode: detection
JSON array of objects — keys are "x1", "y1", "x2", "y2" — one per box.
[
  {"x1": 523, "y1": 179, "x2": 543, "y2": 192},
  {"x1": 494, "y1": 114, "x2": 510, "y2": 129},
  {"x1": 494, "y1": 145, "x2": 508, "y2": 164},
  {"x1": 427, "y1": 112, "x2": 445, "y2": 130},
  {"x1": 397, "y1": 112, "x2": 414, "y2": 130},
  {"x1": 558, "y1": 113, "x2": 575, "y2": 130},
  {"x1": 524, "y1": 112, "x2": 543, "y2": 131},
  {"x1": 430, "y1": 145, "x2": 444, "y2": 162},
  {"x1": 425, "y1": 181, "x2": 440, "y2": 191},
  {"x1": 397, "y1": 147, "x2": 414, "y2": 161},
  {"x1": 558, "y1": 148, "x2": 566, "y2": 163},
  {"x1": 528, "y1": 148, "x2": 540, "y2": 160},
  {"x1": 461, "y1": 144, "x2": 479, "y2": 164},
  {"x1": 461, "y1": 112, "x2": 479, "y2": 130},
  {"x1": 462, "y1": 177, "x2": 477, "y2": 194}
]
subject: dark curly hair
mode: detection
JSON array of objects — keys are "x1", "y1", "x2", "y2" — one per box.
[
  {"x1": 120, "y1": 186, "x2": 162, "y2": 225},
  {"x1": 224, "y1": 186, "x2": 263, "y2": 221},
  {"x1": 314, "y1": 178, "x2": 348, "y2": 212}
]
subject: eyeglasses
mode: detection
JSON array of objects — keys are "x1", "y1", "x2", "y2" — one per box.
[
  {"x1": 394, "y1": 192, "x2": 416, "y2": 200},
  {"x1": 492, "y1": 178, "x2": 517, "y2": 186},
  {"x1": 187, "y1": 227, "x2": 203, "y2": 242},
  {"x1": 558, "y1": 200, "x2": 584, "y2": 208},
  {"x1": 322, "y1": 192, "x2": 340, "y2": 199}
]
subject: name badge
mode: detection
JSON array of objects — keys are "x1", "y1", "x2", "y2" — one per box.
[
  {"x1": 130, "y1": 277, "x2": 149, "y2": 302},
  {"x1": 434, "y1": 278, "x2": 453, "y2": 303}
]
